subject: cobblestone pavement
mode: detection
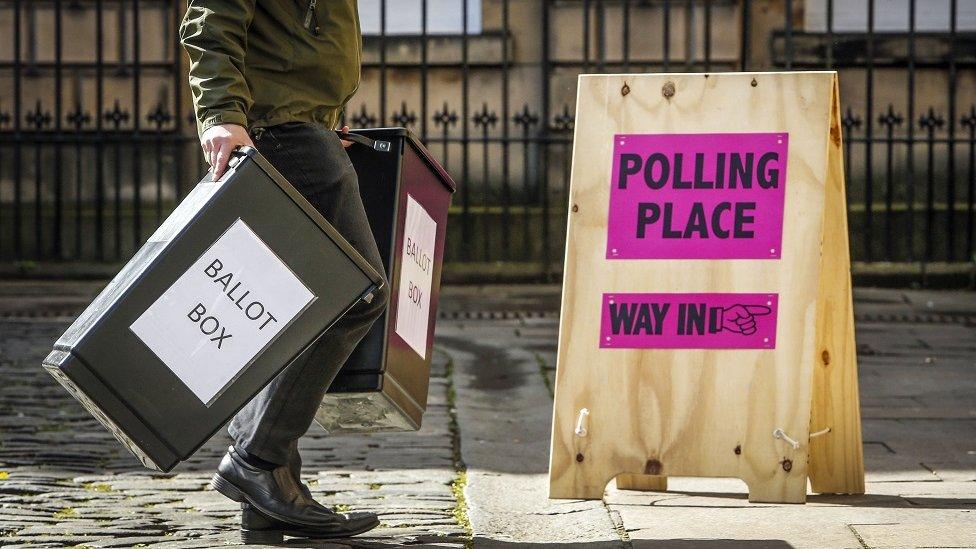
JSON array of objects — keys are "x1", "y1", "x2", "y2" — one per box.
[
  {"x1": 1, "y1": 282, "x2": 975, "y2": 548},
  {"x1": 0, "y1": 282, "x2": 465, "y2": 548}
]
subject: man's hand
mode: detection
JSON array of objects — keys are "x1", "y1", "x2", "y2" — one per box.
[
  {"x1": 339, "y1": 125, "x2": 353, "y2": 148},
  {"x1": 201, "y1": 123, "x2": 254, "y2": 179}
]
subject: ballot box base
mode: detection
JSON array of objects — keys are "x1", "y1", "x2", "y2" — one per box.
[
  {"x1": 315, "y1": 382, "x2": 420, "y2": 435},
  {"x1": 44, "y1": 350, "x2": 168, "y2": 470}
]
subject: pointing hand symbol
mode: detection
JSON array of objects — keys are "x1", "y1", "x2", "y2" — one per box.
[{"x1": 720, "y1": 304, "x2": 772, "y2": 336}]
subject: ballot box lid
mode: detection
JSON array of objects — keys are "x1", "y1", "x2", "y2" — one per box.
[{"x1": 349, "y1": 127, "x2": 457, "y2": 194}]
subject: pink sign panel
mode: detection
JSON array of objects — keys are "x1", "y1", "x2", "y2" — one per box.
[
  {"x1": 607, "y1": 133, "x2": 788, "y2": 259},
  {"x1": 600, "y1": 293, "x2": 779, "y2": 349}
]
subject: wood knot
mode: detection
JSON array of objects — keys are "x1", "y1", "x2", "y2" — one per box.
[
  {"x1": 821, "y1": 349, "x2": 831, "y2": 365},
  {"x1": 734, "y1": 444, "x2": 742, "y2": 455},
  {"x1": 572, "y1": 204, "x2": 579, "y2": 213},
  {"x1": 781, "y1": 458, "x2": 793, "y2": 472},
  {"x1": 661, "y1": 81, "x2": 675, "y2": 99},
  {"x1": 621, "y1": 83, "x2": 630, "y2": 96},
  {"x1": 643, "y1": 459, "x2": 662, "y2": 475},
  {"x1": 576, "y1": 453, "x2": 584, "y2": 463},
  {"x1": 751, "y1": 78, "x2": 758, "y2": 87},
  {"x1": 830, "y1": 123, "x2": 842, "y2": 146}
]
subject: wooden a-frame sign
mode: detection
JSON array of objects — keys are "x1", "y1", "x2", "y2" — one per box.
[{"x1": 549, "y1": 72, "x2": 864, "y2": 503}]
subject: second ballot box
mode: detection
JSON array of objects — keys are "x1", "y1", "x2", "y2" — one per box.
[
  {"x1": 317, "y1": 128, "x2": 456, "y2": 434},
  {"x1": 42, "y1": 147, "x2": 384, "y2": 471}
]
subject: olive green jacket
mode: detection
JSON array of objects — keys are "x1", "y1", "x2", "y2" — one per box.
[{"x1": 180, "y1": 0, "x2": 362, "y2": 136}]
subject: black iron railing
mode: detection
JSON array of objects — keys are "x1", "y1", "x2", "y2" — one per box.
[{"x1": 0, "y1": 0, "x2": 974, "y2": 283}]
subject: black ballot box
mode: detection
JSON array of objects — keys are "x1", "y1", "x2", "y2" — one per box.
[
  {"x1": 317, "y1": 127, "x2": 456, "y2": 434},
  {"x1": 42, "y1": 147, "x2": 384, "y2": 472}
]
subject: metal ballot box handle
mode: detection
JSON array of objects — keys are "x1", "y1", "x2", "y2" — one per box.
[{"x1": 337, "y1": 131, "x2": 393, "y2": 153}]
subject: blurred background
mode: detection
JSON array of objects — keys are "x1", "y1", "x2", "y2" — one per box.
[{"x1": 0, "y1": 0, "x2": 973, "y2": 286}]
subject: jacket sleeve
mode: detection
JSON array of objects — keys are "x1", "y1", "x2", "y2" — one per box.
[{"x1": 180, "y1": 0, "x2": 256, "y2": 135}]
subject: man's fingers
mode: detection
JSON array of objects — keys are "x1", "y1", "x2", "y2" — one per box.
[
  {"x1": 744, "y1": 305, "x2": 772, "y2": 316},
  {"x1": 212, "y1": 142, "x2": 233, "y2": 179}
]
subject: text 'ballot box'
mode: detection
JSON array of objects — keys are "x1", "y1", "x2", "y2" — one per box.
[
  {"x1": 318, "y1": 128, "x2": 456, "y2": 434},
  {"x1": 43, "y1": 148, "x2": 384, "y2": 472}
]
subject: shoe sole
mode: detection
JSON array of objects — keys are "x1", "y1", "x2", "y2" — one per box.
[
  {"x1": 241, "y1": 518, "x2": 380, "y2": 544},
  {"x1": 211, "y1": 474, "x2": 381, "y2": 540}
]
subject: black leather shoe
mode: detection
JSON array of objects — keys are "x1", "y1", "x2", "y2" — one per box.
[
  {"x1": 211, "y1": 446, "x2": 377, "y2": 536},
  {"x1": 240, "y1": 502, "x2": 380, "y2": 544}
]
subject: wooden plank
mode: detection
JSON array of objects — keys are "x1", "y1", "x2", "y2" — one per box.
[
  {"x1": 807, "y1": 76, "x2": 866, "y2": 495},
  {"x1": 549, "y1": 72, "x2": 837, "y2": 503},
  {"x1": 616, "y1": 474, "x2": 668, "y2": 492}
]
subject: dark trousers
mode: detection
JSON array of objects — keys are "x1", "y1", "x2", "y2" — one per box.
[{"x1": 227, "y1": 122, "x2": 390, "y2": 465}]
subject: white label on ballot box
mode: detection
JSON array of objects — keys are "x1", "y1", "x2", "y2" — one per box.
[
  {"x1": 130, "y1": 218, "x2": 315, "y2": 405},
  {"x1": 395, "y1": 194, "x2": 437, "y2": 359}
]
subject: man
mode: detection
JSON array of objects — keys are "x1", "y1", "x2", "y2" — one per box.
[{"x1": 180, "y1": 0, "x2": 388, "y2": 542}]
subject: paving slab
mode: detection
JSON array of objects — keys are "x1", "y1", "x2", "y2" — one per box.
[{"x1": 437, "y1": 319, "x2": 624, "y2": 547}]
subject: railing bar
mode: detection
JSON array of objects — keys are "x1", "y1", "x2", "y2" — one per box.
[
  {"x1": 884, "y1": 109, "x2": 895, "y2": 257},
  {"x1": 113, "y1": 106, "x2": 123, "y2": 261},
  {"x1": 172, "y1": 1, "x2": 183, "y2": 202},
  {"x1": 132, "y1": 0, "x2": 142, "y2": 250},
  {"x1": 596, "y1": 0, "x2": 606, "y2": 72},
  {"x1": 864, "y1": 0, "x2": 875, "y2": 262},
  {"x1": 74, "y1": 125, "x2": 84, "y2": 259},
  {"x1": 54, "y1": 0, "x2": 64, "y2": 258},
  {"x1": 379, "y1": 0, "x2": 387, "y2": 124},
  {"x1": 967, "y1": 115, "x2": 975, "y2": 257},
  {"x1": 155, "y1": 128, "x2": 163, "y2": 226},
  {"x1": 623, "y1": 0, "x2": 631, "y2": 72},
  {"x1": 663, "y1": 0, "x2": 671, "y2": 71},
  {"x1": 784, "y1": 0, "x2": 793, "y2": 70},
  {"x1": 946, "y1": 0, "x2": 958, "y2": 260},
  {"x1": 461, "y1": 0, "x2": 470, "y2": 261},
  {"x1": 583, "y1": 0, "x2": 590, "y2": 72},
  {"x1": 925, "y1": 115, "x2": 937, "y2": 264},
  {"x1": 502, "y1": 0, "x2": 511, "y2": 256},
  {"x1": 116, "y1": 0, "x2": 126, "y2": 73},
  {"x1": 684, "y1": 0, "x2": 693, "y2": 71},
  {"x1": 825, "y1": 0, "x2": 833, "y2": 68},
  {"x1": 906, "y1": 0, "x2": 916, "y2": 262},
  {"x1": 740, "y1": 0, "x2": 749, "y2": 70},
  {"x1": 420, "y1": 0, "x2": 428, "y2": 140},
  {"x1": 481, "y1": 116, "x2": 490, "y2": 261},
  {"x1": 703, "y1": 0, "x2": 712, "y2": 72},
  {"x1": 34, "y1": 108, "x2": 43, "y2": 260},
  {"x1": 13, "y1": 0, "x2": 23, "y2": 259},
  {"x1": 95, "y1": 0, "x2": 105, "y2": 260},
  {"x1": 173, "y1": 0, "x2": 183, "y2": 203},
  {"x1": 542, "y1": 0, "x2": 552, "y2": 279}
]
